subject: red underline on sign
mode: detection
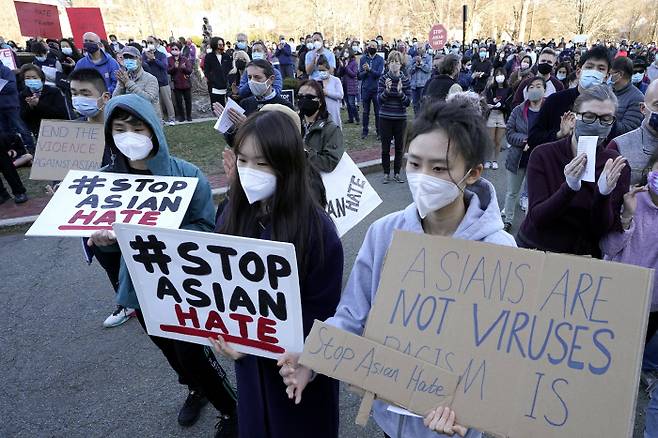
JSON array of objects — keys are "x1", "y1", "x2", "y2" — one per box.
[
  {"x1": 159, "y1": 325, "x2": 285, "y2": 353},
  {"x1": 58, "y1": 225, "x2": 113, "y2": 230}
]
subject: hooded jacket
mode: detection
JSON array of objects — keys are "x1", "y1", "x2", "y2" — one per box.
[
  {"x1": 100, "y1": 94, "x2": 215, "y2": 309},
  {"x1": 326, "y1": 177, "x2": 515, "y2": 438},
  {"x1": 74, "y1": 50, "x2": 121, "y2": 94}
]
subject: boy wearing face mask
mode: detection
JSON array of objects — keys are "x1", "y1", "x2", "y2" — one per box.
[
  {"x1": 73, "y1": 32, "x2": 120, "y2": 94},
  {"x1": 305, "y1": 32, "x2": 336, "y2": 81},
  {"x1": 469, "y1": 45, "x2": 492, "y2": 93},
  {"x1": 87, "y1": 94, "x2": 239, "y2": 435},
  {"x1": 519, "y1": 84, "x2": 630, "y2": 258},
  {"x1": 359, "y1": 40, "x2": 385, "y2": 140},
  {"x1": 19, "y1": 64, "x2": 70, "y2": 139},
  {"x1": 113, "y1": 46, "x2": 162, "y2": 119},
  {"x1": 528, "y1": 46, "x2": 611, "y2": 149}
]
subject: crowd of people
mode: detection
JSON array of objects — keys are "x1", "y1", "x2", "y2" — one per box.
[{"x1": 1, "y1": 20, "x2": 658, "y2": 438}]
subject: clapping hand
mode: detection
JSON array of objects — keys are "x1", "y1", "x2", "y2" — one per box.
[{"x1": 598, "y1": 156, "x2": 627, "y2": 196}]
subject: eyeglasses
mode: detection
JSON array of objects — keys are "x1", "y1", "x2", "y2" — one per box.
[
  {"x1": 575, "y1": 112, "x2": 616, "y2": 126},
  {"x1": 298, "y1": 94, "x2": 319, "y2": 100}
]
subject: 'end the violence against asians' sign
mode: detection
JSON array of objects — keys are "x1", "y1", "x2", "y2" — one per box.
[
  {"x1": 26, "y1": 170, "x2": 198, "y2": 237},
  {"x1": 30, "y1": 120, "x2": 105, "y2": 181},
  {"x1": 305, "y1": 231, "x2": 654, "y2": 437},
  {"x1": 113, "y1": 224, "x2": 304, "y2": 360}
]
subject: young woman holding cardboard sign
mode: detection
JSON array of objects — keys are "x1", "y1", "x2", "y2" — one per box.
[
  {"x1": 279, "y1": 100, "x2": 517, "y2": 438},
  {"x1": 210, "y1": 110, "x2": 343, "y2": 438}
]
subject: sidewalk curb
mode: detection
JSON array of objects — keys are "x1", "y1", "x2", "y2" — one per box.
[{"x1": 0, "y1": 157, "x2": 387, "y2": 230}]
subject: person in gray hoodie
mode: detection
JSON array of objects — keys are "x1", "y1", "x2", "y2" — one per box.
[{"x1": 279, "y1": 101, "x2": 516, "y2": 438}]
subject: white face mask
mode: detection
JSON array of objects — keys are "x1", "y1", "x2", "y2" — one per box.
[
  {"x1": 113, "y1": 132, "x2": 154, "y2": 161},
  {"x1": 495, "y1": 75, "x2": 505, "y2": 83},
  {"x1": 238, "y1": 167, "x2": 276, "y2": 204},
  {"x1": 313, "y1": 41, "x2": 323, "y2": 50},
  {"x1": 248, "y1": 78, "x2": 270, "y2": 97},
  {"x1": 407, "y1": 171, "x2": 469, "y2": 219}
]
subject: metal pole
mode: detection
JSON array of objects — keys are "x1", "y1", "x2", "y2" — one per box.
[{"x1": 462, "y1": 5, "x2": 467, "y2": 53}]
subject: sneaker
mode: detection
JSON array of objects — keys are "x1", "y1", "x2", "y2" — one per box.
[
  {"x1": 483, "y1": 161, "x2": 492, "y2": 169},
  {"x1": 103, "y1": 305, "x2": 135, "y2": 328},
  {"x1": 382, "y1": 174, "x2": 391, "y2": 184},
  {"x1": 491, "y1": 161, "x2": 499, "y2": 170},
  {"x1": 14, "y1": 193, "x2": 28, "y2": 204},
  {"x1": 393, "y1": 174, "x2": 405, "y2": 183},
  {"x1": 186, "y1": 118, "x2": 193, "y2": 122},
  {"x1": 178, "y1": 389, "x2": 208, "y2": 427},
  {"x1": 0, "y1": 192, "x2": 10, "y2": 205},
  {"x1": 167, "y1": 120, "x2": 176, "y2": 126},
  {"x1": 519, "y1": 196, "x2": 528, "y2": 212},
  {"x1": 361, "y1": 133, "x2": 368, "y2": 140},
  {"x1": 503, "y1": 222, "x2": 513, "y2": 233},
  {"x1": 214, "y1": 414, "x2": 239, "y2": 438}
]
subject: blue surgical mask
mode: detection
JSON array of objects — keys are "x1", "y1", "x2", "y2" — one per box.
[
  {"x1": 61, "y1": 47, "x2": 73, "y2": 56},
  {"x1": 25, "y1": 79, "x2": 43, "y2": 91},
  {"x1": 35, "y1": 56, "x2": 46, "y2": 62},
  {"x1": 236, "y1": 41, "x2": 247, "y2": 50},
  {"x1": 72, "y1": 96, "x2": 101, "y2": 117},
  {"x1": 318, "y1": 71, "x2": 330, "y2": 80},
  {"x1": 579, "y1": 69, "x2": 605, "y2": 89},
  {"x1": 632, "y1": 72, "x2": 644, "y2": 84},
  {"x1": 251, "y1": 52, "x2": 265, "y2": 60},
  {"x1": 123, "y1": 59, "x2": 138, "y2": 71}
]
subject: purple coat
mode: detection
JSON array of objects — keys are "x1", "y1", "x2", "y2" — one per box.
[
  {"x1": 167, "y1": 56, "x2": 193, "y2": 90},
  {"x1": 342, "y1": 59, "x2": 359, "y2": 96}
]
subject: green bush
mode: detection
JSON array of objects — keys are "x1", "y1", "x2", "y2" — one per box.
[{"x1": 282, "y1": 77, "x2": 299, "y2": 91}]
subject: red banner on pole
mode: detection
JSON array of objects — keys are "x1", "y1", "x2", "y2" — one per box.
[
  {"x1": 13, "y1": 1, "x2": 62, "y2": 40},
  {"x1": 66, "y1": 8, "x2": 108, "y2": 48},
  {"x1": 428, "y1": 24, "x2": 448, "y2": 50}
]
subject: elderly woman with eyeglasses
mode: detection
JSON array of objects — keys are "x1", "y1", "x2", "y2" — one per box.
[{"x1": 517, "y1": 84, "x2": 631, "y2": 258}]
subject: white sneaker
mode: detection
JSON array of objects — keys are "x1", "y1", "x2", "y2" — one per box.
[
  {"x1": 167, "y1": 120, "x2": 176, "y2": 126},
  {"x1": 491, "y1": 161, "x2": 499, "y2": 170},
  {"x1": 484, "y1": 161, "x2": 492, "y2": 169},
  {"x1": 103, "y1": 305, "x2": 136, "y2": 328},
  {"x1": 519, "y1": 196, "x2": 528, "y2": 212}
]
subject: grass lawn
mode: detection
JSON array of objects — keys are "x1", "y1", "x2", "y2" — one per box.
[{"x1": 16, "y1": 108, "x2": 396, "y2": 200}]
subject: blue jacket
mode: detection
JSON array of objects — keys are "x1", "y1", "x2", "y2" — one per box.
[
  {"x1": 407, "y1": 54, "x2": 432, "y2": 89},
  {"x1": 238, "y1": 68, "x2": 283, "y2": 98},
  {"x1": 0, "y1": 64, "x2": 19, "y2": 110},
  {"x1": 74, "y1": 51, "x2": 121, "y2": 94},
  {"x1": 99, "y1": 94, "x2": 215, "y2": 309},
  {"x1": 358, "y1": 53, "x2": 384, "y2": 91},
  {"x1": 326, "y1": 178, "x2": 515, "y2": 438},
  {"x1": 142, "y1": 49, "x2": 169, "y2": 86},
  {"x1": 275, "y1": 43, "x2": 294, "y2": 66}
]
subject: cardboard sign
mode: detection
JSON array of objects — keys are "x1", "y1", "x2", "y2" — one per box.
[
  {"x1": 301, "y1": 320, "x2": 461, "y2": 413},
  {"x1": 280, "y1": 89, "x2": 295, "y2": 106},
  {"x1": 322, "y1": 153, "x2": 382, "y2": 237},
  {"x1": 428, "y1": 24, "x2": 448, "y2": 50},
  {"x1": 65, "y1": 7, "x2": 107, "y2": 48},
  {"x1": 113, "y1": 224, "x2": 304, "y2": 360},
  {"x1": 29, "y1": 120, "x2": 105, "y2": 181},
  {"x1": 26, "y1": 171, "x2": 198, "y2": 237},
  {"x1": 0, "y1": 48, "x2": 17, "y2": 70},
  {"x1": 13, "y1": 1, "x2": 62, "y2": 40},
  {"x1": 360, "y1": 231, "x2": 653, "y2": 437}
]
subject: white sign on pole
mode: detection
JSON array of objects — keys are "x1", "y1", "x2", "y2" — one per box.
[
  {"x1": 113, "y1": 224, "x2": 305, "y2": 360},
  {"x1": 321, "y1": 153, "x2": 382, "y2": 237},
  {"x1": 26, "y1": 170, "x2": 198, "y2": 237}
]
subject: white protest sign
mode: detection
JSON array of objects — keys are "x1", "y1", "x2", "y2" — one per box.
[
  {"x1": 113, "y1": 224, "x2": 304, "y2": 360},
  {"x1": 213, "y1": 97, "x2": 245, "y2": 134},
  {"x1": 30, "y1": 120, "x2": 105, "y2": 181},
  {"x1": 322, "y1": 153, "x2": 382, "y2": 237},
  {"x1": 576, "y1": 136, "x2": 597, "y2": 182},
  {"x1": 0, "y1": 48, "x2": 16, "y2": 70},
  {"x1": 26, "y1": 170, "x2": 198, "y2": 237}
]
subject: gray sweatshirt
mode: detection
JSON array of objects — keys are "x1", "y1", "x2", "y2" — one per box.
[{"x1": 327, "y1": 178, "x2": 516, "y2": 438}]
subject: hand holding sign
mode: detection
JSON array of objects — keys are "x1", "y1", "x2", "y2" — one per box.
[
  {"x1": 424, "y1": 407, "x2": 468, "y2": 437},
  {"x1": 87, "y1": 229, "x2": 117, "y2": 247},
  {"x1": 208, "y1": 335, "x2": 245, "y2": 360}
]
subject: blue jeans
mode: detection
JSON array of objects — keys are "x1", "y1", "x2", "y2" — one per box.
[
  {"x1": 0, "y1": 108, "x2": 35, "y2": 153},
  {"x1": 361, "y1": 88, "x2": 380, "y2": 136},
  {"x1": 412, "y1": 87, "x2": 424, "y2": 115},
  {"x1": 346, "y1": 94, "x2": 359, "y2": 122}
]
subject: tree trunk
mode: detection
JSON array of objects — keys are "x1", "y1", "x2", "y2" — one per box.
[{"x1": 518, "y1": 0, "x2": 531, "y2": 42}]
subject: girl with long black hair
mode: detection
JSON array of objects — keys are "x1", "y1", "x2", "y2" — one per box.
[{"x1": 210, "y1": 110, "x2": 343, "y2": 438}]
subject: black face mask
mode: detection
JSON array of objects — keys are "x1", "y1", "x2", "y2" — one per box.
[
  {"x1": 537, "y1": 62, "x2": 553, "y2": 75},
  {"x1": 367, "y1": 47, "x2": 377, "y2": 56},
  {"x1": 298, "y1": 97, "x2": 320, "y2": 116},
  {"x1": 236, "y1": 60, "x2": 246, "y2": 70}
]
